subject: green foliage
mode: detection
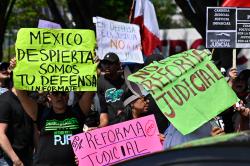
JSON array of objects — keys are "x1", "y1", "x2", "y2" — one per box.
[
  {"x1": 3, "y1": 0, "x2": 192, "y2": 60},
  {"x1": 8, "y1": 0, "x2": 50, "y2": 30},
  {"x1": 3, "y1": 45, "x2": 15, "y2": 61},
  {"x1": 98, "y1": 0, "x2": 132, "y2": 22},
  {"x1": 4, "y1": 0, "x2": 50, "y2": 59},
  {"x1": 152, "y1": 0, "x2": 191, "y2": 28},
  {"x1": 152, "y1": 0, "x2": 175, "y2": 28}
]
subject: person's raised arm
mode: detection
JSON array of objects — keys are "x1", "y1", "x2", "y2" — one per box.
[
  {"x1": 15, "y1": 89, "x2": 38, "y2": 121},
  {"x1": 9, "y1": 58, "x2": 38, "y2": 121},
  {"x1": 227, "y1": 68, "x2": 237, "y2": 87},
  {"x1": 97, "y1": 92, "x2": 109, "y2": 127}
]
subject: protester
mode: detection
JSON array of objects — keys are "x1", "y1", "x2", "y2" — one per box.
[
  {"x1": 218, "y1": 67, "x2": 241, "y2": 133},
  {"x1": 230, "y1": 69, "x2": 250, "y2": 131},
  {"x1": 231, "y1": 69, "x2": 250, "y2": 101},
  {"x1": 141, "y1": 53, "x2": 170, "y2": 133},
  {"x1": 234, "y1": 100, "x2": 250, "y2": 131},
  {"x1": 97, "y1": 52, "x2": 128, "y2": 127},
  {"x1": 17, "y1": 90, "x2": 94, "y2": 166},
  {"x1": 163, "y1": 121, "x2": 224, "y2": 149},
  {"x1": 0, "y1": 81, "x2": 34, "y2": 166},
  {"x1": 9, "y1": 56, "x2": 94, "y2": 166},
  {"x1": 0, "y1": 62, "x2": 11, "y2": 95},
  {"x1": 115, "y1": 90, "x2": 149, "y2": 122}
]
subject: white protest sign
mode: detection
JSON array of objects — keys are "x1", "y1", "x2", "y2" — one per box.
[
  {"x1": 206, "y1": 7, "x2": 250, "y2": 48},
  {"x1": 38, "y1": 19, "x2": 62, "y2": 29},
  {"x1": 95, "y1": 17, "x2": 144, "y2": 63}
]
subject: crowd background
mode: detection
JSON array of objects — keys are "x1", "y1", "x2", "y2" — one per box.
[{"x1": 0, "y1": 50, "x2": 249, "y2": 165}]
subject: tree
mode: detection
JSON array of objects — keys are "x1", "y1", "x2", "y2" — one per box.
[
  {"x1": 152, "y1": 0, "x2": 178, "y2": 28},
  {"x1": 65, "y1": 0, "x2": 132, "y2": 29},
  {"x1": 0, "y1": 0, "x2": 16, "y2": 61},
  {"x1": 46, "y1": 0, "x2": 67, "y2": 28},
  {"x1": 2, "y1": 0, "x2": 187, "y2": 61},
  {"x1": 4, "y1": 0, "x2": 51, "y2": 61},
  {"x1": 98, "y1": 0, "x2": 132, "y2": 22}
]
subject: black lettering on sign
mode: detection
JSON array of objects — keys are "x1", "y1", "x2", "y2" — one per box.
[
  {"x1": 16, "y1": 74, "x2": 36, "y2": 86},
  {"x1": 85, "y1": 132, "x2": 97, "y2": 149},
  {"x1": 38, "y1": 64, "x2": 79, "y2": 75},
  {"x1": 30, "y1": 31, "x2": 85, "y2": 46},
  {"x1": 30, "y1": 31, "x2": 41, "y2": 44},
  {"x1": 121, "y1": 146, "x2": 126, "y2": 156},
  {"x1": 71, "y1": 136, "x2": 84, "y2": 151}
]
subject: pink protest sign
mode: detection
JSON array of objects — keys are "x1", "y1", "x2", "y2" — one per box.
[{"x1": 70, "y1": 115, "x2": 163, "y2": 166}]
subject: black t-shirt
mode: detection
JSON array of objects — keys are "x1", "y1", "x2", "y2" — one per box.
[
  {"x1": 220, "y1": 107, "x2": 235, "y2": 133},
  {"x1": 0, "y1": 91, "x2": 34, "y2": 165},
  {"x1": 97, "y1": 75, "x2": 127, "y2": 125},
  {"x1": 34, "y1": 104, "x2": 85, "y2": 166}
]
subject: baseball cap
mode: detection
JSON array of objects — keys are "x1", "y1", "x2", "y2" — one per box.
[
  {"x1": 0, "y1": 62, "x2": 9, "y2": 71},
  {"x1": 101, "y1": 52, "x2": 120, "y2": 64},
  {"x1": 123, "y1": 90, "x2": 141, "y2": 107}
]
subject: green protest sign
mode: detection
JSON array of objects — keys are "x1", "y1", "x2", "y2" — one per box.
[
  {"x1": 14, "y1": 28, "x2": 97, "y2": 91},
  {"x1": 128, "y1": 49, "x2": 239, "y2": 135}
]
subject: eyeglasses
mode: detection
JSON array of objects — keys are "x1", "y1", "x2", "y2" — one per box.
[
  {"x1": 50, "y1": 92, "x2": 68, "y2": 97},
  {"x1": 138, "y1": 96, "x2": 145, "y2": 101}
]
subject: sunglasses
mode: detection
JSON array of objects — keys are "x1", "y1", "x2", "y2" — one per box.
[{"x1": 50, "y1": 92, "x2": 68, "y2": 96}]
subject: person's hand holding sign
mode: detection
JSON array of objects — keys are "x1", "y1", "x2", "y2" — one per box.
[
  {"x1": 235, "y1": 101, "x2": 250, "y2": 117},
  {"x1": 9, "y1": 57, "x2": 16, "y2": 71},
  {"x1": 211, "y1": 127, "x2": 225, "y2": 136}
]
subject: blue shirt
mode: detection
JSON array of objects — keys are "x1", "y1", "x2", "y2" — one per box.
[{"x1": 163, "y1": 123, "x2": 212, "y2": 149}]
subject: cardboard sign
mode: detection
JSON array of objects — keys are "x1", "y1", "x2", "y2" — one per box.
[
  {"x1": 70, "y1": 115, "x2": 162, "y2": 166},
  {"x1": 95, "y1": 17, "x2": 144, "y2": 63},
  {"x1": 14, "y1": 28, "x2": 97, "y2": 91},
  {"x1": 128, "y1": 49, "x2": 239, "y2": 135},
  {"x1": 206, "y1": 7, "x2": 250, "y2": 48}
]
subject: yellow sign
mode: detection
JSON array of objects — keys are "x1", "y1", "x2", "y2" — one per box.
[{"x1": 14, "y1": 28, "x2": 97, "y2": 91}]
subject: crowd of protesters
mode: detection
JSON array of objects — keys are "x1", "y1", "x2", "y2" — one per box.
[{"x1": 0, "y1": 51, "x2": 249, "y2": 166}]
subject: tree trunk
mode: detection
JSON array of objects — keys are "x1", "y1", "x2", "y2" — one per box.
[
  {"x1": 67, "y1": 0, "x2": 97, "y2": 29},
  {"x1": 0, "y1": 0, "x2": 16, "y2": 61},
  {"x1": 46, "y1": 0, "x2": 67, "y2": 28}
]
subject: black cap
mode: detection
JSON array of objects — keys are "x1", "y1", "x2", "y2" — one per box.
[
  {"x1": 101, "y1": 52, "x2": 120, "y2": 64},
  {"x1": 0, "y1": 62, "x2": 9, "y2": 71}
]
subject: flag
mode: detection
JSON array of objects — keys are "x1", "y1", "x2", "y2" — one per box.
[
  {"x1": 132, "y1": 0, "x2": 161, "y2": 57},
  {"x1": 222, "y1": 0, "x2": 250, "y2": 7}
]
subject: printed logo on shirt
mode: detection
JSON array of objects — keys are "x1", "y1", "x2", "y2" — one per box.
[
  {"x1": 45, "y1": 117, "x2": 79, "y2": 131},
  {"x1": 214, "y1": 116, "x2": 225, "y2": 130},
  {"x1": 45, "y1": 117, "x2": 80, "y2": 145},
  {"x1": 0, "y1": 88, "x2": 8, "y2": 95},
  {"x1": 54, "y1": 133, "x2": 72, "y2": 145},
  {"x1": 105, "y1": 88, "x2": 124, "y2": 103}
]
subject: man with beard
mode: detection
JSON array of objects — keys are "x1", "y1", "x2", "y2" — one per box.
[
  {"x1": 97, "y1": 52, "x2": 128, "y2": 127},
  {"x1": 0, "y1": 62, "x2": 11, "y2": 94}
]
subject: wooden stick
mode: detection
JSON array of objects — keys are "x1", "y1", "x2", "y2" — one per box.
[
  {"x1": 129, "y1": 0, "x2": 135, "y2": 23},
  {"x1": 232, "y1": 48, "x2": 237, "y2": 69},
  {"x1": 211, "y1": 48, "x2": 215, "y2": 56}
]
